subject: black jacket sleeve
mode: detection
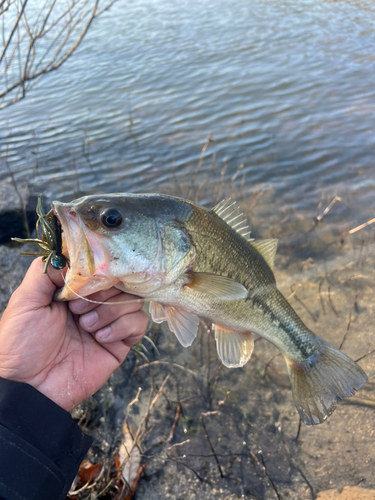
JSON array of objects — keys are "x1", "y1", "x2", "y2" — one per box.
[{"x1": 0, "y1": 377, "x2": 92, "y2": 500}]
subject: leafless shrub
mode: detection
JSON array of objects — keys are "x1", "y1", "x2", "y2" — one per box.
[{"x1": 0, "y1": 0, "x2": 117, "y2": 109}]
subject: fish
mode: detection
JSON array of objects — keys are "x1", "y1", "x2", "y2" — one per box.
[{"x1": 52, "y1": 193, "x2": 367, "y2": 426}]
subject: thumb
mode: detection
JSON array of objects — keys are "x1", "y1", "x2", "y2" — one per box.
[{"x1": 13, "y1": 258, "x2": 61, "y2": 309}]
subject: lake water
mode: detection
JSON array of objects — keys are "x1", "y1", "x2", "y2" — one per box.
[{"x1": 1, "y1": 0, "x2": 375, "y2": 223}]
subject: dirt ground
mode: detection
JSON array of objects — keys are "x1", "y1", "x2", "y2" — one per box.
[
  {"x1": 1, "y1": 189, "x2": 374, "y2": 500},
  {"x1": 317, "y1": 486, "x2": 375, "y2": 500}
]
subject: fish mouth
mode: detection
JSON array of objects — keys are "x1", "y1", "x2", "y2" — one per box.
[{"x1": 52, "y1": 201, "x2": 118, "y2": 301}]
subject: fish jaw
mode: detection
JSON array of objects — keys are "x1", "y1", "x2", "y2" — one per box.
[{"x1": 52, "y1": 201, "x2": 119, "y2": 301}]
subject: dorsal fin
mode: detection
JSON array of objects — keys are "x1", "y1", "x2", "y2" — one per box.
[
  {"x1": 251, "y1": 239, "x2": 278, "y2": 269},
  {"x1": 211, "y1": 198, "x2": 253, "y2": 241}
]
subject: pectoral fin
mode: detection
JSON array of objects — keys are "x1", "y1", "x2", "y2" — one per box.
[
  {"x1": 149, "y1": 301, "x2": 167, "y2": 323},
  {"x1": 214, "y1": 325, "x2": 254, "y2": 368},
  {"x1": 186, "y1": 272, "x2": 248, "y2": 300}
]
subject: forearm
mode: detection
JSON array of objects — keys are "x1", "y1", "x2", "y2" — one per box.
[{"x1": 0, "y1": 378, "x2": 92, "y2": 500}]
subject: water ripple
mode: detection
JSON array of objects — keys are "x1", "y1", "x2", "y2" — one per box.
[{"x1": 1, "y1": 0, "x2": 375, "y2": 215}]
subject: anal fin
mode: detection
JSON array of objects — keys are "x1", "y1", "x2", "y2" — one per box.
[{"x1": 214, "y1": 325, "x2": 254, "y2": 368}]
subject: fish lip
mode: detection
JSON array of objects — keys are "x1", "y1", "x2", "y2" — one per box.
[
  {"x1": 52, "y1": 201, "x2": 117, "y2": 301},
  {"x1": 52, "y1": 201, "x2": 75, "y2": 263},
  {"x1": 52, "y1": 201, "x2": 87, "y2": 300}
]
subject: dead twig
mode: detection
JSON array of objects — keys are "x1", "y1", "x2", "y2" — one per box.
[
  {"x1": 221, "y1": 388, "x2": 282, "y2": 498},
  {"x1": 165, "y1": 453, "x2": 209, "y2": 484},
  {"x1": 3, "y1": 139, "x2": 30, "y2": 237},
  {"x1": 356, "y1": 349, "x2": 375, "y2": 363},
  {"x1": 133, "y1": 360, "x2": 200, "y2": 381},
  {"x1": 316, "y1": 196, "x2": 341, "y2": 221},
  {"x1": 199, "y1": 415, "x2": 223, "y2": 478},
  {"x1": 199, "y1": 392, "x2": 229, "y2": 478},
  {"x1": 166, "y1": 403, "x2": 181, "y2": 443},
  {"x1": 124, "y1": 387, "x2": 142, "y2": 426},
  {"x1": 166, "y1": 441, "x2": 210, "y2": 483},
  {"x1": 349, "y1": 217, "x2": 375, "y2": 235},
  {"x1": 327, "y1": 285, "x2": 339, "y2": 318},
  {"x1": 293, "y1": 463, "x2": 315, "y2": 499},
  {"x1": 258, "y1": 453, "x2": 281, "y2": 500},
  {"x1": 187, "y1": 133, "x2": 212, "y2": 200},
  {"x1": 230, "y1": 163, "x2": 244, "y2": 182},
  {"x1": 68, "y1": 479, "x2": 97, "y2": 496},
  {"x1": 337, "y1": 274, "x2": 370, "y2": 284},
  {"x1": 342, "y1": 397, "x2": 375, "y2": 408},
  {"x1": 294, "y1": 418, "x2": 302, "y2": 442},
  {"x1": 133, "y1": 374, "x2": 170, "y2": 447},
  {"x1": 167, "y1": 439, "x2": 191, "y2": 451},
  {"x1": 339, "y1": 294, "x2": 358, "y2": 351},
  {"x1": 318, "y1": 277, "x2": 327, "y2": 315},
  {"x1": 263, "y1": 353, "x2": 281, "y2": 378},
  {"x1": 289, "y1": 284, "x2": 318, "y2": 323},
  {"x1": 288, "y1": 283, "x2": 301, "y2": 300},
  {"x1": 248, "y1": 189, "x2": 264, "y2": 212}
]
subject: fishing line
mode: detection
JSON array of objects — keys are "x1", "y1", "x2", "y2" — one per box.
[
  {"x1": 59, "y1": 272, "x2": 276, "y2": 307},
  {"x1": 60, "y1": 272, "x2": 153, "y2": 306}
]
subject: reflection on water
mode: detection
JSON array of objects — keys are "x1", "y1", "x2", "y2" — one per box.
[{"x1": 1, "y1": 0, "x2": 375, "y2": 218}]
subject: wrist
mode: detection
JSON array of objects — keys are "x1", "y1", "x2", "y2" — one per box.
[
  {"x1": 33, "y1": 379, "x2": 78, "y2": 412},
  {"x1": 0, "y1": 372, "x2": 74, "y2": 412}
]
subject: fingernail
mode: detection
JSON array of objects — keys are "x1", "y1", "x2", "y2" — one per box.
[
  {"x1": 96, "y1": 326, "x2": 111, "y2": 341},
  {"x1": 71, "y1": 299, "x2": 88, "y2": 313},
  {"x1": 82, "y1": 310, "x2": 98, "y2": 328}
]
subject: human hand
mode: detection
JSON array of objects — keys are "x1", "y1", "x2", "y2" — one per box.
[{"x1": 0, "y1": 258, "x2": 148, "y2": 411}]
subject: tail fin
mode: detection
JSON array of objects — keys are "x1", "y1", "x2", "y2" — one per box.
[{"x1": 285, "y1": 338, "x2": 367, "y2": 426}]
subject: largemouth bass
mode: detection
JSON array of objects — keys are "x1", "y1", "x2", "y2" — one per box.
[{"x1": 52, "y1": 193, "x2": 367, "y2": 425}]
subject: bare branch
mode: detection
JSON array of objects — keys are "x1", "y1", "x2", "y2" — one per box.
[
  {"x1": 0, "y1": 0, "x2": 28, "y2": 65},
  {"x1": 1, "y1": 0, "x2": 118, "y2": 108}
]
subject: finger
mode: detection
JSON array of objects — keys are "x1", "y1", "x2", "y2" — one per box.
[
  {"x1": 12, "y1": 258, "x2": 58, "y2": 309},
  {"x1": 94, "y1": 310, "x2": 148, "y2": 346},
  {"x1": 46, "y1": 263, "x2": 67, "y2": 288},
  {"x1": 69, "y1": 287, "x2": 123, "y2": 314},
  {"x1": 99, "y1": 340, "x2": 131, "y2": 365},
  {"x1": 79, "y1": 294, "x2": 145, "y2": 332}
]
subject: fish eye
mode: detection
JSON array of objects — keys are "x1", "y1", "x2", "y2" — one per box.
[{"x1": 100, "y1": 207, "x2": 123, "y2": 228}]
